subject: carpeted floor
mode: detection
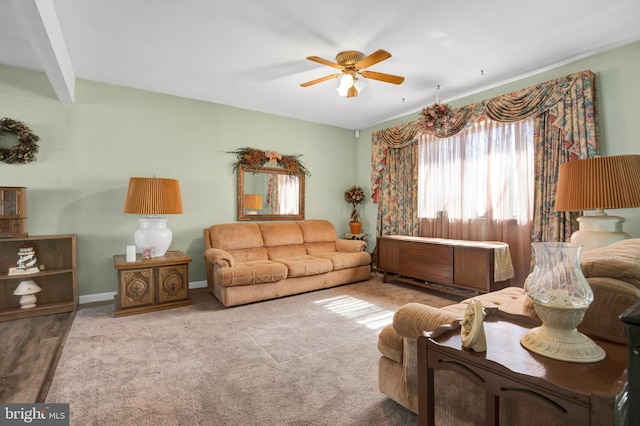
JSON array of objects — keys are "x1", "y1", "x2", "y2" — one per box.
[{"x1": 46, "y1": 274, "x2": 462, "y2": 425}]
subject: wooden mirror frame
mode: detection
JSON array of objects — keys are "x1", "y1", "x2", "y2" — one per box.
[{"x1": 237, "y1": 164, "x2": 305, "y2": 221}]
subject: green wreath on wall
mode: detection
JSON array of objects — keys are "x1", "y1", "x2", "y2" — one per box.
[{"x1": 0, "y1": 117, "x2": 40, "y2": 164}]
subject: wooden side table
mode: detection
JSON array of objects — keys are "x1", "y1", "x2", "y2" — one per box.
[
  {"x1": 344, "y1": 233, "x2": 367, "y2": 240},
  {"x1": 417, "y1": 308, "x2": 627, "y2": 426},
  {"x1": 113, "y1": 250, "x2": 192, "y2": 317}
]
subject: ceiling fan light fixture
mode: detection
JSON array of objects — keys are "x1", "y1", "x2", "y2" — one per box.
[
  {"x1": 340, "y1": 74, "x2": 354, "y2": 86},
  {"x1": 336, "y1": 83, "x2": 349, "y2": 97},
  {"x1": 336, "y1": 74, "x2": 354, "y2": 97},
  {"x1": 303, "y1": 49, "x2": 403, "y2": 98}
]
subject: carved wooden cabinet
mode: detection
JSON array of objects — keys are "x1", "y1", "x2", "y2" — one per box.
[
  {"x1": 0, "y1": 186, "x2": 27, "y2": 237},
  {"x1": 0, "y1": 234, "x2": 77, "y2": 321},
  {"x1": 113, "y1": 250, "x2": 192, "y2": 317}
]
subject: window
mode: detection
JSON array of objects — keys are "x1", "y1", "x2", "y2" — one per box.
[{"x1": 418, "y1": 118, "x2": 535, "y2": 224}]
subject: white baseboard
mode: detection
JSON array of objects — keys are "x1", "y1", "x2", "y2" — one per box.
[{"x1": 79, "y1": 280, "x2": 208, "y2": 305}]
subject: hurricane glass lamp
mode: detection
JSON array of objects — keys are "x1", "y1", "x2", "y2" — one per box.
[
  {"x1": 555, "y1": 154, "x2": 640, "y2": 251},
  {"x1": 520, "y1": 242, "x2": 605, "y2": 362},
  {"x1": 244, "y1": 194, "x2": 263, "y2": 215},
  {"x1": 13, "y1": 279, "x2": 42, "y2": 309},
  {"x1": 122, "y1": 177, "x2": 183, "y2": 257}
]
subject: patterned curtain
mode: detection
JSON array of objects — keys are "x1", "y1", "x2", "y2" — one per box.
[
  {"x1": 371, "y1": 70, "x2": 598, "y2": 241},
  {"x1": 371, "y1": 121, "x2": 420, "y2": 236}
]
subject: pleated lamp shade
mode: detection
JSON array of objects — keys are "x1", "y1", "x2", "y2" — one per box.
[
  {"x1": 122, "y1": 177, "x2": 184, "y2": 215},
  {"x1": 122, "y1": 177, "x2": 183, "y2": 256},
  {"x1": 555, "y1": 154, "x2": 640, "y2": 250},
  {"x1": 555, "y1": 155, "x2": 640, "y2": 211},
  {"x1": 244, "y1": 194, "x2": 264, "y2": 210}
]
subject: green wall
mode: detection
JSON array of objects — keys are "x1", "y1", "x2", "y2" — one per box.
[
  {"x1": 358, "y1": 40, "x2": 640, "y2": 241},
  {"x1": 0, "y1": 66, "x2": 356, "y2": 298},
  {"x1": 3, "y1": 40, "x2": 639, "y2": 299}
]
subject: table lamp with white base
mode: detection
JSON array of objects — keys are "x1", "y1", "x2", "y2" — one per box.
[{"x1": 555, "y1": 154, "x2": 640, "y2": 251}]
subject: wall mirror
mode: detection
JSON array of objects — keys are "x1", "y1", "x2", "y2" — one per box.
[{"x1": 238, "y1": 164, "x2": 305, "y2": 221}]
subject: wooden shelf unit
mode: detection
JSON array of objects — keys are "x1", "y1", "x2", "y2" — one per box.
[{"x1": 0, "y1": 234, "x2": 78, "y2": 321}]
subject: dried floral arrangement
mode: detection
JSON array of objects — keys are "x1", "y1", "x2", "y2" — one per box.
[
  {"x1": 419, "y1": 103, "x2": 456, "y2": 134},
  {"x1": 229, "y1": 147, "x2": 310, "y2": 176},
  {"x1": 344, "y1": 185, "x2": 366, "y2": 222},
  {"x1": 0, "y1": 118, "x2": 40, "y2": 165}
]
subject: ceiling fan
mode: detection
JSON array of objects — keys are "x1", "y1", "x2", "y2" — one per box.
[{"x1": 300, "y1": 49, "x2": 405, "y2": 98}]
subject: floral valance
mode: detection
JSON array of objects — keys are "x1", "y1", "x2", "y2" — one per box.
[
  {"x1": 417, "y1": 70, "x2": 595, "y2": 138},
  {"x1": 371, "y1": 70, "x2": 597, "y2": 202}
]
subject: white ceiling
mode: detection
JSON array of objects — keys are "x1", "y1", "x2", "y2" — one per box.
[{"x1": 2, "y1": 0, "x2": 640, "y2": 130}]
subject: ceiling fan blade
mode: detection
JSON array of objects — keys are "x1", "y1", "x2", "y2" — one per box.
[
  {"x1": 356, "y1": 49, "x2": 391, "y2": 69},
  {"x1": 361, "y1": 71, "x2": 405, "y2": 85},
  {"x1": 306, "y1": 56, "x2": 343, "y2": 69},
  {"x1": 300, "y1": 73, "x2": 341, "y2": 87}
]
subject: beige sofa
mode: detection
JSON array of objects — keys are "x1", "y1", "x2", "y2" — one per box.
[
  {"x1": 378, "y1": 238, "x2": 640, "y2": 424},
  {"x1": 203, "y1": 219, "x2": 371, "y2": 307}
]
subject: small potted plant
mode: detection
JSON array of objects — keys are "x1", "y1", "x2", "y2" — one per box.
[{"x1": 344, "y1": 185, "x2": 366, "y2": 234}]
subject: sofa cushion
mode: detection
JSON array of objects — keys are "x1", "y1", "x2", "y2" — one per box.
[
  {"x1": 305, "y1": 241, "x2": 337, "y2": 254},
  {"x1": 274, "y1": 255, "x2": 333, "y2": 277},
  {"x1": 217, "y1": 260, "x2": 288, "y2": 287},
  {"x1": 296, "y1": 219, "x2": 338, "y2": 242},
  {"x1": 228, "y1": 247, "x2": 269, "y2": 263},
  {"x1": 312, "y1": 251, "x2": 371, "y2": 271},
  {"x1": 267, "y1": 244, "x2": 307, "y2": 260},
  {"x1": 437, "y1": 287, "x2": 531, "y2": 318},
  {"x1": 208, "y1": 223, "x2": 264, "y2": 250},
  {"x1": 258, "y1": 222, "x2": 304, "y2": 246}
]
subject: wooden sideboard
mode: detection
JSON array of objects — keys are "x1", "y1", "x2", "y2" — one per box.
[
  {"x1": 376, "y1": 235, "x2": 513, "y2": 295},
  {"x1": 113, "y1": 250, "x2": 192, "y2": 317}
]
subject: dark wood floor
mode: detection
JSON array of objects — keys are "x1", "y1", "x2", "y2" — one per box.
[{"x1": 0, "y1": 311, "x2": 75, "y2": 403}]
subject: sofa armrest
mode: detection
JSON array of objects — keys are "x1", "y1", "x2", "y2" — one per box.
[
  {"x1": 203, "y1": 248, "x2": 235, "y2": 268},
  {"x1": 336, "y1": 239, "x2": 367, "y2": 253},
  {"x1": 393, "y1": 302, "x2": 462, "y2": 340},
  {"x1": 580, "y1": 277, "x2": 640, "y2": 342}
]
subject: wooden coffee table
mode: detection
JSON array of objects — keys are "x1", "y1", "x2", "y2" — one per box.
[{"x1": 417, "y1": 308, "x2": 627, "y2": 426}]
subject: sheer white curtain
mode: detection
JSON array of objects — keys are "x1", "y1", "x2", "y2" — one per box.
[
  {"x1": 418, "y1": 118, "x2": 535, "y2": 286},
  {"x1": 278, "y1": 174, "x2": 299, "y2": 215}
]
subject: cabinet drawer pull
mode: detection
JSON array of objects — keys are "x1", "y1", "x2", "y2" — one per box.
[{"x1": 500, "y1": 387, "x2": 567, "y2": 413}]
